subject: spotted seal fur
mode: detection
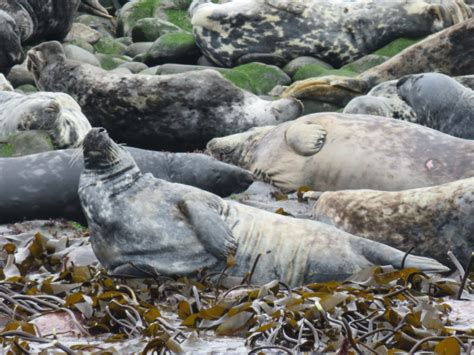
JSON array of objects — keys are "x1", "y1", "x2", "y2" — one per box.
[
  {"x1": 0, "y1": 90, "x2": 91, "y2": 148},
  {"x1": 283, "y1": 17, "x2": 474, "y2": 106},
  {"x1": 0, "y1": 147, "x2": 253, "y2": 224},
  {"x1": 27, "y1": 41, "x2": 303, "y2": 151},
  {"x1": 77, "y1": 128, "x2": 449, "y2": 286},
  {"x1": 309, "y1": 177, "x2": 474, "y2": 267},
  {"x1": 207, "y1": 113, "x2": 474, "y2": 193},
  {"x1": 191, "y1": 0, "x2": 471, "y2": 68},
  {"x1": 0, "y1": 0, "x2": 110, "y2": 72}
]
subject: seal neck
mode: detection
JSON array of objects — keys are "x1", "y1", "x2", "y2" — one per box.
[{"x1": 80, "y1": 161, "x2": 142, "y2": 196}]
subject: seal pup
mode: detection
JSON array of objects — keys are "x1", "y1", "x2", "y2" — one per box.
[
  {"x1": 77, "y1": 128, "x2": 449, "y2": 286},
  {"x1": 27, "y1": 41, "x2": 303, "y2": 151},
  {"x1": 0, "y1": 0, "x2": 110, "y2": 71},
  {"x1": 308, "y1": 177, "x2": 474, "y2": 267},
  {"x1": 0, "y1": 91, "x2": 91, "y2": 149},
  {"x1": 191, "y1": 0, "x2": 470, "y2": 68},
  {"x1": 283, "y1": 17, "x2": 474, "y2": 106},
  {"x1": 207, "y1": 113, "x2": 474, "y2": 193},
  {"x1": 0, "y1": 147, "x2": 253, "y2": 224}
]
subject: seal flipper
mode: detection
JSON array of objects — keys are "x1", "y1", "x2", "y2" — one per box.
[
  {"x1": 285, "y1": 121, "x2": 326, "y2": 156},
  {"x1": 179, "y1": 199, "x2": 237, "y2": 260}
]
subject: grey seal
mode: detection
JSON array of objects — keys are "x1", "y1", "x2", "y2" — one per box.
[
  {"x1": 27, "y1": 41, "x2": 303, "y2": 151},
  {"x1": 0, "y1": 147, "x2": 253, "y2": 224},
  {"x1": 207, "y1": 113, "x2": 474, "y2": 193},
  {"x1": 345, "y1": 74, "x2": 474, "y2": 139},
  {"x1": 0, "y1": 0, "x2": 110, "y2": 72},
  {"x1": 0, "y1": 90, "x2": 91, "y2": 148},
  {"x1": 309, "y1": 177, "x2": 474, "y2": 267},
  {"x1": 397, "y1": 73, "x2": 474, "y2": 139},
  {"x1": 283, "y1": 17, "x2": 474, "y2": 106},
  {"x1": 77, "y1": 128, "x2": 449, "y2": 286},
  {"x1": 191, "y1": 0, "x2": 471, "y2": 68}
]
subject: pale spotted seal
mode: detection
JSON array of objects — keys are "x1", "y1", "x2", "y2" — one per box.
[
  {"x1": 27, "y1": 41, "x2": 303, "y2": 151},
  {"x1": 207, "y1": 113, "x2": 474, "y2": 193},
  {"x1": 0, "y1": 90, "x2": 91, "y2": 148},
  {"x1": 309, "y1": 177, "x2": 474, "y2": 267},
  {"x1": 77, "y1": 128, "x2": 449, "y2": 286},
  {"x1": 283, "y1": 17, "x2": 474, "y2": 106},
  {"x1": 191, "y1": 0, "x2": 471, "y2": 68},
  {"x1": 344, "y1": 74, "x2": 474, "y2": 139},
  {"x1": 0, "y1": 0, "x2": 110, "y2": 72},
  {"x1": 0, "y1": 147, "x2": 253, "y2": 224}
]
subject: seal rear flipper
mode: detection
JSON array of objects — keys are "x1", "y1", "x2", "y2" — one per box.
[
  {"x1": 179, "y1": 199, "x2": 237, "y2": 260},
  {"x1": 361, "y1": 240, "x2": 450, "y2": 273},
  {"x1": 285, "y1": 121, "x2": 326, "y2": 156}
]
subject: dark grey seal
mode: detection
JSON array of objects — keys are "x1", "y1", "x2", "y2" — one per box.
[
  {"x1": 191, "y1": 0, "x2": 471, "y2": 68},
  {"x1": 0, "y1": 147, "x2": 253, "y2": 224},
  {"x1": 310, "y1": 177, "x2": 474, "y2": 267},
  {"x1": 345, "y1": 74, "x2": 474, "y2": 139},
  {"x1": 77, "y1": 128, "x2": 449, "y2": 287},
  {"x1": 0, "y1": 0, "x2": 110, "y2": 72},
  {"x1": 27, "y1": 41, "x2": 303, "y2": 151},
  {"x1": 397, "y1": 73, "x2": 474, "y2": 139}
]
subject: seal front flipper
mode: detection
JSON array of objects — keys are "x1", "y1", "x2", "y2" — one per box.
[
  {"x1": 285, "y1": 121, "x2": 326, "y2": 156},
  {"x1": 179, "y1": 198, "x2": 237, "y2": 260},
  {"x1": 282, "y1": 75, "x2": 369, "y2": 106}
]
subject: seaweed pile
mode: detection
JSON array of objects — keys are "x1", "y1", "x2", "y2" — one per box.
[{"x1": 0, "y1": 220, "x2": 473, "y2": 353}]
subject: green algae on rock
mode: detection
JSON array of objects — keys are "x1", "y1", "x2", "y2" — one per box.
[
  {"x1": 223, "y1": 63, "x2": 291, "y2": 95},
  {"x1": 143, "y1": 32, "x2": 199, "y2": 65},
  {"x1": 373, "y1": 37, "x2": 425, "y2": 57}
]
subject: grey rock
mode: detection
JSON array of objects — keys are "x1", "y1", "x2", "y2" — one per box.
[
  {"x1": 283, "y1": 56, "x2": 333, "y2": 77},
  {"x1": 197, "y1": 55, "x2": 216, "y2": 67},
  {"x1": 125, "y1": 42, "x2": 154, "y2": 57},
  {"x1": 156, "y1": 63, "x2": 229, "y2": 75},
  {"x1": 115, "y1": 36, "x2": 133, "y2": 46},
  {"x1": 139, "y1": 65, "x2": 161, "y2": 75},
  {"x1": 14, "y1": 84, "x2": 38, "y2": 93},
  {"x1": 65, "y1": 23, "x2": 101, "y2": 44},
  {"x1": 118, "y1": 61, "x2": 148, "y2": 73},
  {"x1": 6, "y1": 62, "x2": 35, "y2": 88},
  {"x1": 63, "y1": 44, "x2": 101, "y2": 67},
  {"x1": 109, "y1": 67, "x2": 132, "y2": 74},
  {"x1": 301, "y1": 99, "x2": 341, "y2": 115},
  {"x1": 75, "y1": 14, "x2": 116, "y2": 38}
]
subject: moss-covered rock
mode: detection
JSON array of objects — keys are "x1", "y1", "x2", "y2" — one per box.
[
  {"x1": 3, "y1": 131, "x2": 54, "y2": 157},
  {"x1": 292, "y1": 64, "x2": 358, "y2": 82},
  {"x1": 372, "y1": 37, "x2": 424, "y2": 57},
  {"x1": 117, "y1": 0, "x2": 193, "y2": 36},
  {"x1": 143, "y1": 32, "x2": 200, "y2": 65},
  {"x1": 93, "y1": 37, "x2": 127, "y2": 55},
  {"x1": 131, "y1": 17, "x2": 183, "y2": 42},
  {"x1": 283, "y1": 57, "x2": 333, "y2": 77},
  {"x1": 341, "y1": 54, "x2": 389, "y2": 73},
  {"x1": 95, "y1": 54, "x2": 130, "y2": 70},
  {"x1": 15, "y1": 84, "x2": 38, "y2": 93},
  {"x1": 117, "y1": 0, "x2": 162, "y2": 36},
  {"x1": 223, "y1": 62, "x2": 291, "y2": 95}
]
